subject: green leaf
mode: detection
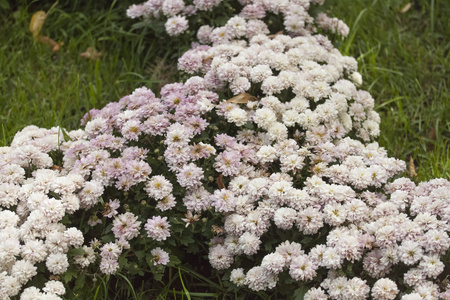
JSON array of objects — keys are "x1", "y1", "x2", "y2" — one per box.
[
  {"x1": 301, "y1": 236, "x2": 313, "y2": 245},
  {"x1": 146, "y1": 253, "x2": 154, "y2": 267},
  {"x1": 0, "y1": 0, "x2": 11, "y2": 10},
  {"x1": 104, "y1": 224, "x2": 113, "y2": 234},
  {"x1": 135, "y1": 250, "x2": 146, "y2": 261},
  {"x1": 63, "y1": 268, "x2": 78, "y2": 283},
  {"x1": 68, "y1": 247, "x2": 85, "y2": 256},
  {"x1": 293, "y1": 285, "x2": 309, "y2": 300},
  {"x1": 74, "y1": 273, "x2": 85, "y2": 291},
  {"x1": 346, "y1": 263, "x2": 354, "y2": 276},
  {"x1": 179, "y1": 233, "x2": 194, "y2": 246},
  {"x1": 119, "y1": 256, "x2": 129, "y2": 269},
  {"x1": 167, "y1": 255, "x2": 181, "y2": 267},
  {"x1": 153, "y1": 272, "x2": 164, "y2": 282},
  {"x1": 264, "y1": 241, "x2": 274, "y2": 252}
]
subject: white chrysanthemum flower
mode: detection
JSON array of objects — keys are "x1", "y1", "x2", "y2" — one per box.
[
  {"x1": 267, "y1": 122, "x2": 288, "y2": 141},
  {"x1": 323, "y1": 203, "x2": 347, "y2": 226},
  {"x1": 253, "y1": 107, "x2": 277, "y2": 129},
  {"x1": 11, "y1": 260, "x2": 37, "y2": 284},
  {"x1": 399, "y1": 240, "x2": 423, "y2": 265},
  {"x1": 256, "y1": 145, "x2": 278, "y2": 164},
  {"x1": 238, "y1": 232, "x2": 261, "y2": 255},
  {"x1": 289, "y1": 254, "x2": 316, "y2": 281},
  {"x1": 20, "y1": 286, "x2": 43, "y2": 299},
  {"x1": 261, "y1": 76, "x2": 283, "y2": 95},
  {"x1": 250, "y1": 65, "x2": 273, "y2": 83},
  {"x1": 226, "y1": 16, "x2": 247, "y2": 37},
  {"x1": 274, "y1": 207, "x2": 297, "y2": 230},
  {"x1": 304, "y1": 287, "x2": 328, "y2": 300},
  {"x1": 208, "y1": 245, "x2": 234, "y2": 270},
  {"x1": 227, "y1": 107, "x2": 249, "y2": 126},
  {"x1": 46, "y1": 253, "x2": 69, "y2": 275},
  {"x1": 230, "y1": 268, "x2": 245, "y2": 286},
  {"x1": 418, "y1": 254, "x2": 445, "y2": 278},
  {"x1": 2, "y1": 275, "x2": 21, "y2": 297},
  {"x1": 165, "y1": 15, "x2": 189, "y2": 36},
  {"x1": 145, "y1": 175, "x2": 173, "y2": 200},
  {"x1": 21, "y1": 239, "x2": 47, "y2": 264},
  {"x1": 343, "y1": 277, "x2": 370, "y2": 300},
  {"x1": 63, "y1": 227, "x2": 84, "y2": 247},
  {"x1": 230, "y1": 77, "x2": 251, "y2": 95},
  {"x1": 261, "y1": 252, "x2": 285, "y2": 273},
  {"x1": 43, "y1": 280, "x2": 66, "y2": 296},
  {"x1": 73, "y1": 246, "x2": 96, "y2": 268},
  {"x1": 372, "y1": 278, "x2": 399, "y2": 300},
  {"x1": 282, "y1": 109, "x2": 300, "y2": 127},
  {"x1": 244, "y1": 266, "x2": 277, "y2": 291}
]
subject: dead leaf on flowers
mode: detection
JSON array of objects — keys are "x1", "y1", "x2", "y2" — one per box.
[
  {"x1": 268, "y1": 31, "x2": 284, "y2": 39},
  {"x1": 226, "y1": 93, "x2": 257, "y2": 104},
  {"x1": 80, "y1": 47, "x2": 103, "y2": 61},
  {"x1": 217, "y1": 174, "x2": 226, "y2": 189},
  {"x1": 212, "y1": 225, "x2": 225, "y2": 235},
  {"x1": 202, "y1": 55, "x2": 214, "y2": 65}
]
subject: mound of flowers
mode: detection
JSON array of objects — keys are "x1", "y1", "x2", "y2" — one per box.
[{"x1": 0, "y1": 0, "x2": 449, "y2": 299}]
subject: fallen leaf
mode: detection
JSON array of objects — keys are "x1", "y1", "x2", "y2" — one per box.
[
  {"x1": 37, "y1": 35, "x2": 64, "y2": 52},
  {"x1": 30, "y1": 11, "x2": 47, "y2": 39},
  {"x1": 409, "y1": 156, "x2": 417, "y2": 177},
  {"x1": 80, "y1": 47, "x2": 103, "y2": 60},
  {"x1": 226, "y1": 93, "x2": 257, "y2": 104},
  {"x1": 29, "y1": 1, "x2": 62, "y2": 52},
  {"x1": 399, "y1": 3, "x2": 411, "y2": 13}
]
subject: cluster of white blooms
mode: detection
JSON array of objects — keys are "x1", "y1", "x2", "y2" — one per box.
[
  {"x1": 1, "y1": 0, "x2": 449, "y2": 298},
  {"x1": 0, "y1": 126, "x2": 91, "y2": 299},
  {"x1": 178, "y1": 32, "x2": 375, "y2": 141},
  {"x1": 127, "y1": 0, "x2": 348, "y2": 38}
]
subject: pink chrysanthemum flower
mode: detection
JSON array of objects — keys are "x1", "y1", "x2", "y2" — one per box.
[
  {"x1": 151, "y1": 247, "x2": 170, "y2": 266},
  {"x1": 145, "y1": 216, "x2": 171, "y2": 241},
  {"x1": 112, "y1": 212, "x2": 142, "y2": 240}
]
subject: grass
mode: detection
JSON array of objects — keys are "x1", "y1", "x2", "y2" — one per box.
[
  {"x1": 0, "y1": 0, "x2": 180, "y2": 146},
  {"x1": 326, "y1": 0, "x2": 450, "y2": 181}
]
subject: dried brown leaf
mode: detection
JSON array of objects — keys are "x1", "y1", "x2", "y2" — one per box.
[
  {"x1": 29, "y1": 2, "x2": 61, "y2": 51},
  {"x1": 268, "y1": 31, "x2": 284, "y2": 39},
  {"x1": 51, "y1": 165, "x2": 63, "y2": 171},
  {"x1": 80, "y1": 47, "x2": 103, "y2": 60},
  {"x1": 212, "y1": 225, "x2": 225, "y2": 235},
  {"x1": 202, "y1": 55, "x2": 214, "y2": 64},
  {"x1": 30, "y1": 11, "x2": 47, "y2": 39},
  {"x1": 399, "y1": 3, "x2": 412, "y2": 13},
  {"x1": 37, "y1": 35, "x2": 63, "y2": 52},
  {"x1": 217, "y1": 174, "x2": 225, "y2": 189},
  {"x1": 226, "y1": 93, "x2": 257, "y2": 104},
  {"x1": 409, "y1": 156, "x2": 417, "y2": 177}
]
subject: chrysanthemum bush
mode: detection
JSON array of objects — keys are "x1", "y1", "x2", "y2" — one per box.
[
  {"x1": 0, "y1": 0, "x2": 449, "y2": 299},
  {"x1": 126, "y1": 0, "x2": 349, "y2": 39}
]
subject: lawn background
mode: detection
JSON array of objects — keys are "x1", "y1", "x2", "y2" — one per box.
[{"x1": 0, "y1": 0, "x2": 449, "y2": 183}]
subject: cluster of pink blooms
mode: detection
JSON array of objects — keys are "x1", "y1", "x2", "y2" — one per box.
[
  {"x1": 1, "y1": 0, "x2": 449, "y2": 299},
  {"x1": 127, "y1": 0, "x2": 349, "y2": 38}
]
